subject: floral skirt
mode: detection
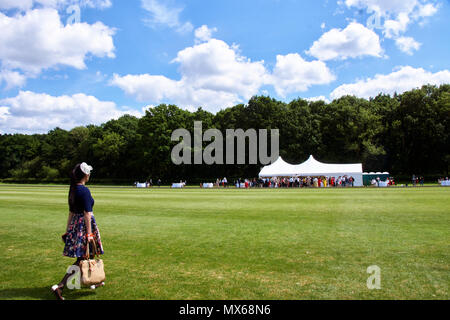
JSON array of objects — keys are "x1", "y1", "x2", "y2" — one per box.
[{"x1": 63, "y1": 214, "x2": 104, "y2": 258}]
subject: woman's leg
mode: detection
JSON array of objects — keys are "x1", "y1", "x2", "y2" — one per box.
[
  {"x1": 52, "y1": 258, "x2": 83, "y2": 300},
  {"x1": 58, "y1": 258, "x2": 83, "y2": 289}
]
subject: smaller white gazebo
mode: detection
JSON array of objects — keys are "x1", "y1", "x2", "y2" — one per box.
[{"x1": 259, "y1": 155, "x2": 363, "y2": 186}]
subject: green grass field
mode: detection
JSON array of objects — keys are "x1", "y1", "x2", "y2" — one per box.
[{"x1": 0, "y1": 185, "x2": 448, "y2": 300}]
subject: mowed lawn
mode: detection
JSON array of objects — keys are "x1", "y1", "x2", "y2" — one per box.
[{"x1": 0, "y1": 185, "x2": 448, "y2": 300}]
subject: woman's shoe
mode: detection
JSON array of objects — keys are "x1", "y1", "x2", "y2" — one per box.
[
  {"x1": 51, "y1": 284, "x2": 65, "y2": 300},
  {"x1": 90, "y1": 282, "x2": 105, "y2": 290}
]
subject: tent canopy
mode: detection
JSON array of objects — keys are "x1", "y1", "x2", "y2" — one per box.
[{"x1": 259, "y1": 155, "x2": 363, "y2": 177}]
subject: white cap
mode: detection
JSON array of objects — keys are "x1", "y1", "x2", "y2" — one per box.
[{"x1": 80, "y1": 162, "x2": 93, "y2": 175}]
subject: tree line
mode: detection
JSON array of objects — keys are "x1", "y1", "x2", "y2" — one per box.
[{"x1": 1, "y1": 84, "x2": 449, "y2": 185}]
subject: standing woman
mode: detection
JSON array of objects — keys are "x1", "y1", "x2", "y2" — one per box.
[{"x1": 51, "y1": 162, "x2": 104, "y2": 300}]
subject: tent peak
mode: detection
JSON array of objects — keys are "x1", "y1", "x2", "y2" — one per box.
[{"x1": 307, "y1": 155, "x2": 319, "y2": 163}]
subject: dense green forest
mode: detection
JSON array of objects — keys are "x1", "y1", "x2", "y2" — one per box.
[{"x1": 1, "y1": 84, "x2": 449, "y2": 184}]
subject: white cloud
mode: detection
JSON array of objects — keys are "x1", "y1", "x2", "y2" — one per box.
[
  {"x1": 0, "y1": 69, "x2": 27, "y2": 89},
  {"x1": 270, "y1": 53, "x2": 335, "y2": 97},
  {"x1": 415, "y1": 3, "x2": 438, "y2": 18},
  {"x1": 395, "y1": 36, "x2": 421, "y2": 55},
  {"x1": 141, "y1": 0, "x2": 193, "y2": 34},
  {"x1": 111, "y1": 38, "x2": 268, "y2": 111},
  {"x1": 111, "y1": 74, "x2": 179, "y2": 102},
  {"x1": 0, "y1": 0, "x2": 112, "y2": 11},
  {"x1": 383, "y1": 12, "x2": 410, "y2": 38},
  {"x1": 330, "y1": 66, "x2": 450, "y2": 99},
  {"x1": 307, "y1": 22, "x2": 383, "y2": 61},
  {"x1": 344, "y1": 0, "x2": 419, "y2": 15},
  {"x1": 173, "y1": 39, "x2": 268, "y2": 98},
  {"x1": 342, "y1": 0, "x2": 440, "y2": 56},
  {"x1": 0, "y1": 91, "x2": 141, "y2": 134},
  {"x1": 111, "y1": 36, "x2": 335, "y2": 111},
  {"x1": 0, "y1": 0, "x2": 33, "y2": 10},
  {"x1": 306, "y1": 96, "x2": 330, "y2": 103},
  {"x1": 0, "y1": 8, "x2": 115, "y2": 75},
  {"x1": 194, "y1": 25, "x2": 217, "y2": 43},
  {"x1": 344, "y1": 0, "x2": 439, "y2": 50},
  {"x1": 78, "y1": 0, "x2": 111, "y2": 9}
]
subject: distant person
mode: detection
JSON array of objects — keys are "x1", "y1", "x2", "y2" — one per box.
[
  {"x1": 313, "y1": 177, "x2": 318, "y2": 188},
  {"x1": 157, "y1": 179, "x2": 161, "y2": 187},
  {"x1": 52, "y1": 163, "x2": 104, "y2": 300},
  {"x1": 412, "y1": 174, "x2": 416, "y2": 187},
  {"x1": 420, "y1": 177, "x2": 424, "y2": 186}
]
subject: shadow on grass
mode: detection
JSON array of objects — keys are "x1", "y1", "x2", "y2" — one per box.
[{"x1": 0, "y1": 286, "x2": 96, "y2": 300}]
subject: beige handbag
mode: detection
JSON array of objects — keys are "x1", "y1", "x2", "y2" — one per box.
[{"x1": 80, "y1": 240, "x2": 105, "y2": 286}]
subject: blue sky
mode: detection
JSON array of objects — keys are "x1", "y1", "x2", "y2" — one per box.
[{"x1": 0, "y1": 0, "x2": 449, "y2": 133}]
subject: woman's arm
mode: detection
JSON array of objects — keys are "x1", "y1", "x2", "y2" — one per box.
[{"x1": 84, "y1": 211, "x2": 93, "y2": 238}]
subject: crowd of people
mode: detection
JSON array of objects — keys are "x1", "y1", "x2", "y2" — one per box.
[
  {"x1": 227, "y1": 176, "x2": 357, "y2": 188},
  {"x1": 411, "y1": 175, "x2": 424, "y2": 187},
  {"x1": 370, "y1": 176, "x2": 396, "y2": 187},
  {"x1": 215, "y1": 177, "x2": 228, "y2": 187},
  {"x1": 438, "y1": 177, "x2": 449, "y2": 186},
  {"x1": 135, "y1": 175, "x2": 450, "y2": 188}
]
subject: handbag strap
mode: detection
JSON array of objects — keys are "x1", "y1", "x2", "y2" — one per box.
[{"x1": 85, "y1": 235, "x2": 100, "y2": 259}]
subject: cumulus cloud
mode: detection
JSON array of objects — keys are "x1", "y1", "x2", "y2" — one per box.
[
  {"x1": 0, "y1": 0, "x2": 112, "y2": 11},
  {"x1": 0, "y1": 91, "x2": 141, "y2": 134},
  {"x1": 0, "y1": 9, "x2": 115, "y2": 74},
  {"x1": 305, "y1": 96, "x2": 330, "y2": 103},
  {"x1": 0, "y1": 70, "x2": 27, "y2": 89},
  {"x1": 77, "y1": 0, "x2": 112, "y2": 9},
  {"x1": 307, "y1": 22, "x2": 383, "y2": 61},
  {"x1": 383, "y1": 12, "x2": 410, "y2": 38},
  {"x1": 0, "y1": 8, "x2": 115, "y2": 89},
  {"x1": 343, "y1": 0, "x2": 439, "y2": 50},
  {"x1": 141, "y1": 0, "x2": 193, "y2": 34},
  {"x1": 194, "y1": 25, "x2": 217, "y2": 43},
  {"x1": 344, "y1": 0, "x2": 420, "y2": 15},
  {"x1": 0, "y1": 0, "x2": 33, "y2": 10},
  {"x1": 111, "y1": 34, "x2": 335, "y2": 111},
  {"x1": 395, "y1": 36, "x2": 421, "y2": 55},
  {"x1": 414, "y1": 3, "x2": 438, "y2": 18},
  {"x1": 173, "y1": 39, "x2": 268, "y2": 98},
  {"x1": 111, "y1": 39, "x2": 268, "y2": 111},
  {"x1": 270, "y1": 53, "x2": 335, "y2": 97},
  {"x1": 330, "y1": 66, "x2": 450, "y2": 99}
]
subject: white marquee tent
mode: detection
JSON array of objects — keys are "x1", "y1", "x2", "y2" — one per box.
[{"x1": 259, "y1": 155, "x2": 363, "y2": 186}]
